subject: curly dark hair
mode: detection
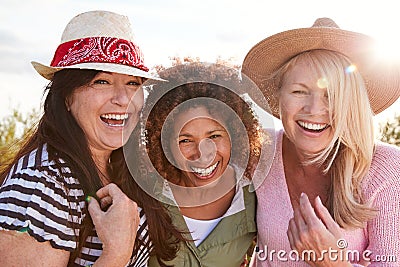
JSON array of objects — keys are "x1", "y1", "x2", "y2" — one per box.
[{"x1": 142, "y1": 63, "x2": 263, "y2": 185}]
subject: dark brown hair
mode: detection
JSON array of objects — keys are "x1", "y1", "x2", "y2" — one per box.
[{"x1": 0, "y1": 69, "x2": 183, "y2": 265}]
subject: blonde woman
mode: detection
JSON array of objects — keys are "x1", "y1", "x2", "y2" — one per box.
[{"x1": 242, "y1": 18, "x2": 400, "y2": 266}]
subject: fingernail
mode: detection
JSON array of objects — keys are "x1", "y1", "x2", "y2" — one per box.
[
  {"x1": 86, "y1": 195, "x2": 92, "y2": 203},
  {"x1": 299, "y1": 192, "x2": 305, "y2": 204},
  {"x1": 316, "y1": 195, "x2": 322, "y2": 204}
]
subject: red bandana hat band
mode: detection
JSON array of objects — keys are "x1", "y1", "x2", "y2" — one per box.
[{"x1": 50, "y1": 37, "x2": 149, "y2": 72}]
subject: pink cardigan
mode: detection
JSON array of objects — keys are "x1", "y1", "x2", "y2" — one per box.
[{"x1": 255, "y1": 129, "x2": 400, "y2": 266}]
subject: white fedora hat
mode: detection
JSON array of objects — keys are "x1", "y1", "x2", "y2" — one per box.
[{"x1": 31, "y1": 10, "x2": 162, "y2": 80}]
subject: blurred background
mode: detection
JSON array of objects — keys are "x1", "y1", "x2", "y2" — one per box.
[{"x1": 1, "y1": 0, "x2": 399, "y2": 161}]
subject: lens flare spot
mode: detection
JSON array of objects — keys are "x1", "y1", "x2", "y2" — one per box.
[
  {"x1": 346, "y1": 64, "x2": 357, "y2": 73},
  {"x1": 317, "y1": 78, "x2": 328, "y2": 89}
]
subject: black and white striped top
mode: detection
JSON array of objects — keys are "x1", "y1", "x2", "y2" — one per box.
[{"x1": 0, "y1": 144, "x2": 152, "y2": 266}]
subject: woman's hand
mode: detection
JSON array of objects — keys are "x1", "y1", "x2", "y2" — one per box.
[
  {"x1": 88, "y1": 183, "x2": 140, "y2": 267},
  {"x1": 287, "y1": 193, "x2": 352, "y2": 267}
]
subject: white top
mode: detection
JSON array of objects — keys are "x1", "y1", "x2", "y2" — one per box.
[
  {"x1": 162, "y1": 164, "x2": 251, "y2": 247},
  {"x1": 183, "y1": 215, "x2": 222, "y2": 246}
]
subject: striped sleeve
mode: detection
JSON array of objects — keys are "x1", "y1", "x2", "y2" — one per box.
[
  {"x1": 128, "y1": 207, "x2": 152, "y2": 267},
  {"x1": 0, "y1": 147, "x2": 86, "y2": 252}
]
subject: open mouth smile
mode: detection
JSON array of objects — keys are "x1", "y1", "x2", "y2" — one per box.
[
  {"x1": 100, "y1": 113, "x2": 129, "y2": 127},
  {"x1": 191, "y1": 162, "x2": 219, "y2": 177},
  {"x1": 297, "y1": 120, "x2": 329, "y2": 133}
]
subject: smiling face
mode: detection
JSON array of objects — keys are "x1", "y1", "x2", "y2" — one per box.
[
  {"x1": 68, "y1": 71, "x2": 144, "y2": 158},
  {"x1": 279, "y1": 57, "x2": 334, "y2": 156},
  {"x1": 169, "y1": 106, "x2": 232, "y2": 187}
]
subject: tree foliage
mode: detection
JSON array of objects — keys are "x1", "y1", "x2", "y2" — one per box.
[
  {"x1": 378, "y1": 113, "x2": 400, "y2": 146},
  {"x1": 0, "y1": 108, "x2": 39, "y2": 166},
  {"x1": 153, "y1": 56, "x2": 240, "y2": 74}
]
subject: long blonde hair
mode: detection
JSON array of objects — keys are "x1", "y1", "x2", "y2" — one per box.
[{"x1": 275, "y1": 50, "x2": 376, "y2": 228}]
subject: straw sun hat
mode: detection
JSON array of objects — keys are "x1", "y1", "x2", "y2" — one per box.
[
  {"x1": 32, "y1": 10, "x2": 161, "y2": 80},
  {"x1": 241, "y1": 17, "x2": 400, "y2": 117}
]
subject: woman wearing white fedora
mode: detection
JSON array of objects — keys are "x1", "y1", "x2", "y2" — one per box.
[
  {"x1": 0, "y1": 10, "x2": 184, "y2": 266},
  {"x1": 242, "y1": 18, "x2": 400, "y2": 266}
]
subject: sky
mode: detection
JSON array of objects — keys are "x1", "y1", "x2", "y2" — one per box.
[{"x1": 1, "y1": 0, "x2": 399, "y2": 128}]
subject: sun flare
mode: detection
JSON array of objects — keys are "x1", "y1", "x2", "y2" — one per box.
[{"x1": 373, "y1": 34, "x2": 400, "y2": 64}]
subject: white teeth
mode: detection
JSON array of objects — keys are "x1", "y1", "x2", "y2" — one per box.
[
  {"x1": 100, "y1": 113, "x2": 129, "y2": 120},
  {"x1": 108, "y1": 121, "x2": 125, "y2": 127},
  {"x1": 298, "y1": 121, "x2": 328, "y2": 130},
  {"x1": 100, "y1": 113, "x2": 129, "y2": 127},
  {"x1": 191, "y1": 162, "x2": 219, "y2": 177}
]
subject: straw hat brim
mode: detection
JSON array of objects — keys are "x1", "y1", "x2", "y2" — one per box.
[
  {"x1": 31, "y1": 61, "x2": 166, "y2": 81},
  {"x1": 241, "y1": 27, "x2": 400, "y2": 116}
]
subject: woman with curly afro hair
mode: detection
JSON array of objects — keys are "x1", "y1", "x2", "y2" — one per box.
[{"x1": 141, "y1": 63, "x2": 267, "y2": 267}]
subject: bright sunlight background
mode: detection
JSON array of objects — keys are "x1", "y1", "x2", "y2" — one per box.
[{"x1": 1, "y1": 0, "x2": 399, "y2": 127}]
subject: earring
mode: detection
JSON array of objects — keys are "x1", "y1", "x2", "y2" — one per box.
[{"x1": 65, "y1": 99, "x2": 71, "y2": 111}]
